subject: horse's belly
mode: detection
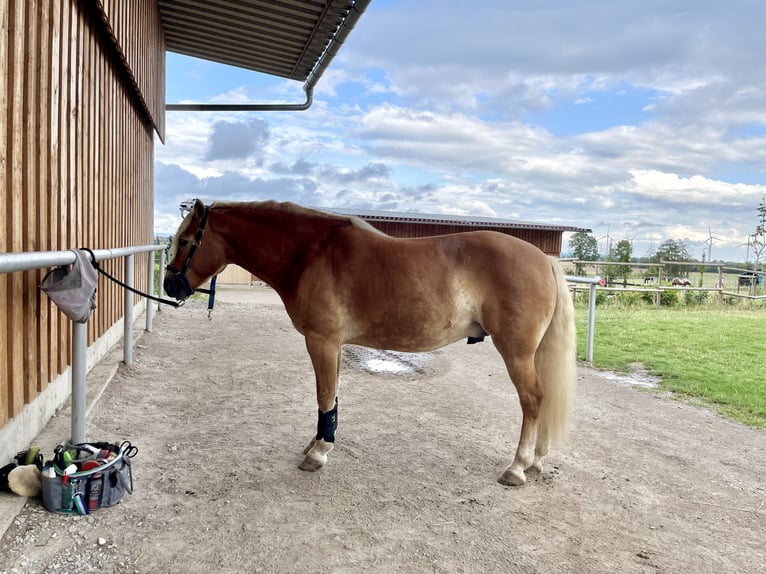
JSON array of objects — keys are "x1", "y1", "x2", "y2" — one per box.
[{"x1": 346, "y1": 315, "x2": 482, "y2": 353}]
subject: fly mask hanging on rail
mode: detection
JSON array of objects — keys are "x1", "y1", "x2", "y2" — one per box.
[{"x1": 40, "y1": 249, "x2": 98, "y2": 323}]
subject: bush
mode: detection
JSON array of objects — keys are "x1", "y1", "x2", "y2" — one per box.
[
  {"x1": 684, "y1": 290, "x2": 709, "y2": 306},
  {"x1": 641, "y1": 290, "x2": 658, "y2": 305},
  {"x1": 660, "y1": 290, "x2": 680, "y2": 307},
  {"x1": 572, "y1": 290, "x2": 590, "y2": 305},
  {"x1": 595, "y1": 291, "x2": 610, "y2": 306},
  {"x1": 616, "y1": 291, "x2": 645, "y2": 307}
]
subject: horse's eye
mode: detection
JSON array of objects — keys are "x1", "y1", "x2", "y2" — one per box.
[{"x1": 179, "y1": 239, "x2": 190, "y2": 247}]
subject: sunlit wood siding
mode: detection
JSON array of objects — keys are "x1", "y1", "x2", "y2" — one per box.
[
  {"x1": 96, "y1": 0, "x2": 165, "y2": 140},
  {"x1": 218, "y1": 264, "x2": 254, "y2": 285},
  {"x1": 0, "y1": 0, "x2": 164, "y2": 426}
]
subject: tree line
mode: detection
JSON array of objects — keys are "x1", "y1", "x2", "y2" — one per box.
[
  {"x1": 567, "y1": 233, "x2": 694, "y2": 279},
  {"x1": 568, "y1": 197, "x2": 766, "y2": 281}
]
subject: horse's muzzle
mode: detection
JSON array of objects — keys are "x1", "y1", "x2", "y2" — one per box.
[{"x1": 163, "y1": 269, "x2": 195, "y2": 301}]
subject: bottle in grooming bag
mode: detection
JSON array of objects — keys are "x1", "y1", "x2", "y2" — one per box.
[{"x1": 87, "y1": 470, "x2": 103, "y2": 510}]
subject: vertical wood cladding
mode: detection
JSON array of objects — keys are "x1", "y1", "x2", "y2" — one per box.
[{"x1": 0, "y1": 0, "x2": 164, "y2": 425}]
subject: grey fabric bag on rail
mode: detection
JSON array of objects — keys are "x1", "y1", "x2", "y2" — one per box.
[{"x1": 40, "y1": 249, "x2": 98, "y2": 323}]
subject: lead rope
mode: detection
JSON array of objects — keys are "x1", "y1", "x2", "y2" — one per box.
[
  {"x1": 206, "y1": 275, "x2": 217, "y2": 320},
  {"x1": 82, "y1": 248, "x2": 218, "y2": 317},
  {"x1": 81, "y1": 248, "x2": 181, "y2": 308}
]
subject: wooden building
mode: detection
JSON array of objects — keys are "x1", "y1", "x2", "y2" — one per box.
[
  {"x1": 329, "y1": 208, "x2": 588, "y2": 257},
  {"x1": 0, "y1": 0, "x2": 367, "y2": 463}
]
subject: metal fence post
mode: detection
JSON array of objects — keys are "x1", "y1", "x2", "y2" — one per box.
[
  {"x1": 146, "y1": 250, "x2": 155, "y2": 332},
  {"x1": 158, "y1": 248, "x2": 166, "y2": 312},
  {"x1": 71, "y1": 321, "x2": 88, "y2": 444},
  {"x1": 587, "y1": 283, "x2": 596, "y2": 363},
  {"x1": 566, "y1": 274, "x2": 601, "y2": 364},
  {"x1": 656, "y1": 266, "x2": 663, "y2": 308},
  {"x1": 124, "y1": 254, "x2": 134, "y2": 365}
]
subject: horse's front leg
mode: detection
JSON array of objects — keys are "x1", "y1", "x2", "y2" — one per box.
[{"x1": 299, "y1": 335, "x2": 342, "y2": 472}]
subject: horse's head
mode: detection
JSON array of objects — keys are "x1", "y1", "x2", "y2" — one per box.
[{"x1": 164, "y1": 199, "x2": 225, "y2": 301}]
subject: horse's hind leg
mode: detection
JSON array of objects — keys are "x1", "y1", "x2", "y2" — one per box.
[
  {"x1": 528, "y1": 432, "x2": 550, "y2": 474},
  {"x1": 300, "y1": 336, "x2": 341, "y2": 472},
  {"x1": 495, "y1": 353, "x2": 544, "y2": 486}
]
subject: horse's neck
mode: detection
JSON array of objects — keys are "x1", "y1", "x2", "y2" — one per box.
[{"x1": 218, "y1": 207, "x2": 339, "y2": 292}]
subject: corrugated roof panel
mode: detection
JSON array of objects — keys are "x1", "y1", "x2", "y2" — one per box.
[
  {"x1": 158, "y1": 0, "x2": 355, "y2": 81},
  {"x1": 324, "y1": 207, "x2": 591, "y2": 233}
]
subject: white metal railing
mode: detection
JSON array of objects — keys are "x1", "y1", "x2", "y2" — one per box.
[{"x1": 0, "y1": 244, "x2": 166, "y2": 444}]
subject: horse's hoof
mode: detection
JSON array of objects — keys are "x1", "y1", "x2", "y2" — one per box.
[
  {"x1": 299, "y1": 452, "x2": 326, "y2": 472},
  {"x1": 526, "y1": 460, "x2": 543, "y2": 474},
  {"x1": 498, "y1": 468, "x2": 526, "y2": 486},
  {"x1": 302, "y1": 438, "x2": 317, "y2": 455}
]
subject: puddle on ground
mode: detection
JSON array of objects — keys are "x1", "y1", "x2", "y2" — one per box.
[
  {"x1": 342, "y1": 346, "x2": 433, "y2": 376},
  {"x1": 596, "y1": 370, "x2": 660, "y2": 388}
]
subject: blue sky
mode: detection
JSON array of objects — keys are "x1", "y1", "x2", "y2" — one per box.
[{"x1": 155, "y1": 0, "x2": 766, "y2": 263}]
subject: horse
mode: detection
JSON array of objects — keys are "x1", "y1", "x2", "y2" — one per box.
[
  {"x1": 672, "y1": 278, "x2": 692, "y2": 287},
  {"x1": 164, "y1": 199, "x2": 576, "y2": 486}
]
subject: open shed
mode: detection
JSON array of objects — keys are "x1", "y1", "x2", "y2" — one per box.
[{"x1": 328, "y1": 208, "x2": 589, "y2": 257}]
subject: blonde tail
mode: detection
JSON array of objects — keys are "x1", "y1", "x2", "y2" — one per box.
[{"x1": 535, "y1": 259, "x2": 576, "y2": 448}]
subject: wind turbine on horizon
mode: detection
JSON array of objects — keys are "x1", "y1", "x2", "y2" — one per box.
[
  {"x1": 702, "y1": 225, "x2": 724, "y2": 262},
  {"x1": 598, "y1": 227, "x2": 612, "y2": 258}
]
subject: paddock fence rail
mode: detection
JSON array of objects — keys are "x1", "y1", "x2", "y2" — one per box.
[{"x1": 565, "y1": 260, "x2": 765, "y2": 305}]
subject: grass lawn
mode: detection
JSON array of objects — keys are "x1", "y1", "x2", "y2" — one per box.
[{"x1": 574, "y1": 305, "x2": 766, "y2": 428}]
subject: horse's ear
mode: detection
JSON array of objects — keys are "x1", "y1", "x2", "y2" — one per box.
[{"x1": 194, "y1": 198, "x2": 206, "y2": 219}]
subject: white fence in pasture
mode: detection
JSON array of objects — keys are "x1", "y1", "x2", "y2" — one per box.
[
  {"x1": 562, "y1": 259, "x2": 764, "y2": 365},
  {"x1": 566, "y1": 260, "x2": 765, "y2": 306}
]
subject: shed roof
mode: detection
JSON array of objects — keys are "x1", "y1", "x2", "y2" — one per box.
[
  {"x1": 325, "y1": 207, "x2": 591, "y2": 234},
  {"x1": 158, "y1": 0, "x2": 363, "y2": 83},
  {"x1": 178, "y1": 200, "x2": 589, "y2": 234}
]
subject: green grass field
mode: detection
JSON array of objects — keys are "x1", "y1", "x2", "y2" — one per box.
[{"x1": 574, "y1": 305, "x2": 766, "y2": 428}]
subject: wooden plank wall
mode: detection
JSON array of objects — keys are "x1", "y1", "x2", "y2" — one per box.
[
  {"x1": 96, "y1": 0, "x2": 165, "y2": 140},
  {"x1": 369, "y1": 222, "x2": 565, "y2": 256},
  {"x1": 0, "y1": 0, "x2": 164, "y2": 427},
  {"x1": 217, "y1": 264, "x2": 255, "y2": 285}
]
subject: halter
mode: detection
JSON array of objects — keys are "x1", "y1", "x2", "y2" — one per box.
[{"x1": 165, "y1": 205, "x2": 216, "y2": 301}]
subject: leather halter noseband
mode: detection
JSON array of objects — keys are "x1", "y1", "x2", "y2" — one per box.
[{"x1": 165, "y1": 206, "x2": 214, "y2": 300}]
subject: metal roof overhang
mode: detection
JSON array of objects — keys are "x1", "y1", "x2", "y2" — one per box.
[
  {"x1": 160, "y1": 0, "x2": 370, "y2": 111},
  {"x1": 325, "y1": 208, "x2": 591, "y2": 233}
]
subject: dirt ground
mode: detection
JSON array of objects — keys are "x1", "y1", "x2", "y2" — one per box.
[{"x1": 1, "y1": 285, "x2": 764, "y2": 574}]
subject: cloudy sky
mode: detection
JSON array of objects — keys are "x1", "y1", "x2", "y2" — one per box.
[{"x1": 156, "y1": 0, "x2": 766, "y2": 262}]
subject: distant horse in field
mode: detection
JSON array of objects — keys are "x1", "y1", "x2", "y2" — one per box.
[
  {"x1": 672, "y1": 278, "x2": 692, "y2": 287},
  {"x1": 164, "y1": 199, "x2": 576, "y2": 486}
]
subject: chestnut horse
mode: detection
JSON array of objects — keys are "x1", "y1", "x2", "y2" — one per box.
[{"x1": 164, "y1": 199, "x2": 576, "y2": 486}]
